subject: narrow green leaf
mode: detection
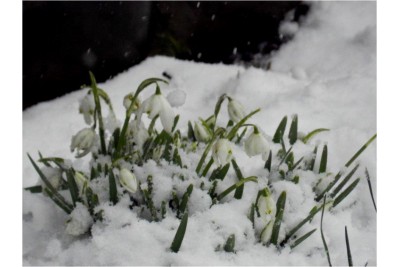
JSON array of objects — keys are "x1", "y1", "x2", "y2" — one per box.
[
  {"x1": 24, "y1": 185, "x2": 43, "y2": 193},
  {"x1": 345, "y1": 226, "x2": 353, "y2": 267},
  {"x1": 236, "y1": 127, "x2": 247, "y2": 144},
  {"x1": 232, "y1": 159, "x2": 244, "y2": 199},
  {"x1": 289, "y1": 114, "x2": 298, "y2": 145},
  {"x1": 345, "y1": 134, "x2": 376, "y2": 168},
  {"x1": 264, "y1": 150, "x2": 272, "y2": 171},
  {"x1": 224, "y1": 234, "x2": 236, "y2": 253},
  {"x1": 201, "y1": 158, "x2": 214, "y2": 177},
  {"x1": 187, "y1": 121, "x2": 195, "y2": 141},
  {"x1": 172, "y1": 148, "x2": 183, "y2": 168},
  {"x1": 213, "y1": 94, "x2": 228, "y2": 125},
  {"x1": 289, "y1": 157, "x2": 304, "y2": 172},
  {"x1": 38, "y1": 151, "x2": 51, "y2": 167},
  {"x1": 249, "y1": 203, "x2": 255, "y2": 228},
  {"x1": 27, "y1": 154, "x2": 73, "y2": 213},
  {"x1": 161, "y1": 201, "x2": 167, "y2": 219},
  {"x1": 302, "y1": 128, "x2": 330, "y2": 144},
  {"x1": 208, "y1": 180, "x2": 218, "y2": 199},
  {"x1": 170, "y1": 212, "x2": 189, "y2": 253},
  {"x1": 319, "y1": 145, "x2": 328, "y2": 173},
  {"x1": 209, "y1": 163, "x2": 230, "y2": 181},
  {"x1": 285, "y1": 151, "x2": 294, "y2": 170},
  {"x1": 365, "y1": 168, "x2": 377, "y2": 212},
  {"x1": 279, "y1": 146, "x2": 293, "y2": 166},
  {"x1": 330, "y1": 164, "x2": 359, "y2": 199},
  {"x1": 179, "y1": 184, "x2": 193, "y2": 216},
  {"x1": 108, "y1": 171, "x2": 118, "y2": 205},
  {"x1": 66, "y1": 170, "x2": 80, "y2": 205},
  {"x1": 196, "y1": 128, "x2": 225, "y2": 174},
  {"x1": 273, "y1": 116, "x2": 288, "y2": 144},
  {"x1": 332, "y1": 178, "x2": 360, "y2": 208},
  {"x1": 290, "y1": 228, "x2": 317, "y2": 249},
  {"x1": 148, "y1": 114, "x2": 160, "y2": 135},
  {"x1": 320, "y1": 196, "x2": 332, "y2": 267},
  {"x1": 308, "y1": 145, "x2": 318, "y2": 171},
  {"x1": 226, "y1": 109, "x2": 261, "y2": 140},
  {"x1": 270, "y1": 191, "x2": 286, "y2": 245},
  {"x1": 43, "y1": 188, "x2": 73, "y2": 214},
  {"x1": 217, "y1": 176, "x2": 258, "y2": 201},
  {"x1": 172, "y1": 115, "x2": 180, "y2": 133}
]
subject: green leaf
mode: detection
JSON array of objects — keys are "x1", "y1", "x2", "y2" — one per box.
[
  {"x1": 27, "y1": 154, "x2": 73, "y2": 213},
  {"x1": 319, "y1": 145, "x2": 328, "y2": 173},
  {"x1": 320, "y1": 196, "x2": 332, "y2": 267},
  {"x1": 289, "y1": 114, "x2": 298, "y2": 145},
  {"x1": 223, "y1": 234, "x2": 236, "y2": 253},
  {"x1": 264, "y1": 150, "x2": 272, "y2": 171},
  {"x1": 179, "y1": 184, "x2": 193, "y2": 217},
  {"x1": 236, "y1": 127, "x2": 247, "y2": 144},
  {"x1": 270, "y1": 191, "x2": 286, "y2": 246},
  {"x1": 226, "y1": 109, "x2": 261, "y2": 140},
  {"x1": 345, "y1": 226, "x2": 353, "y2": 267},
  {"x1": 217, "y1": 176, "x2": 258, "y2": 201},
  {"x1": 66, "y1": 170, "x2": 80, "y2": 205},
  {"x1": 172, "y1": 148, "x2": 183, "y2": 168},
  {"x1": 345, "y1": 134, "x2": 376, "y2": 168},
  {"x1": 170, "y1": 212, "x2": 189, "y2": 253},
  {"x1": 187, "y1": 121, "x2": 195, "y2": 141},
  {"x1": 196, "y1": 127, "x2": 225, "y2": 174},
  {"x1": 332, "y1": 178, "x2": 360, "y2": 208},
  {"x1": 201, "y1": 158, "x2": 214, "y2": 177},
  {"x1": 330, "y1": 164, "x2": 359, "y2": 199},
  {"x1": 209, "y1": 163, "x2": 230, "y2": 181},
  {"x1": 24, "y1": 185, "x2": 43, "y2": 193},
  {"x1": 289, "y1": 157, "x2": 304, "y2": 172},
  {"x1": 248, "y1": 203, "x2": 256, "y2": 228},
  {"x1": 38, "y1": 151, "x2": 51, "y2": 167},
  {"x1": 290, "y1": 228, "x2": 317, "y2": 249},
  {"x1": 148, "y1": 114, "x2": 160, "y2": 135},
  {"x1": 365, "y1": 168, "x2": 377, "y2": 212},
  {"x1": 232, "y1": 160, "x2": 244, "y2": 199},
  {"x1": 171, "y1": 115, "x2": 180, "y2": 133},
  {"x1": 302, "y1": 128, "x2": 330, "y2": 144},
  {"x1": 308, "y1": 145, "x2": 318, "y2": 171},
  {"x1": 273, "y1": 116, "x2": 288, "y2": 144},
  {"x1": 108, "y1": 171, "x2": 118, "y2": 205}
]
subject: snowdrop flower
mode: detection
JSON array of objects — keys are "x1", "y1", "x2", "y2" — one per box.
[
  {"x1": 257, "y1": 188, "x2": 277, "y2": 221},
  {"x1": 128, "y1": 120, "x2": 149, "y2": 152},
  {"x1": 119, "y1": 168, "x2": 138, "y2": 193},
  {"x1": 194, "y1": 122, "x2": 212, "y2": 143},
  {"x1": 244, "y1": 127, "x2": 270, "y2": 160},
  {"x1": 227, "y1": 98, "x2": 246, "y2": 123},
  {"x1": 212, "y1": 138, "x2": 233, "y2": 166},
  {"x1": 138, "y1": 88, "x2": 175, "y2": 133},
  {"x1": 260, "y1": 219, "x2": 275, "y2": 244},
  {"x1": 123, "y1": 93, "x2": 141, "y2": 111},
  {"x1": 79, "y1": 94, "x2": 95, "y2": 125},
  {"x1": 70, "y1": 128, "x2": 96, "y2": 158},
  {"x1": 74, "y1": 171, "x2": 88, "y2": 196}
]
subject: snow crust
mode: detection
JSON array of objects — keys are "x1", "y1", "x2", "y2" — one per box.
[{"x1": 23, "y1": 2, "x2": 376, "y2": 265}]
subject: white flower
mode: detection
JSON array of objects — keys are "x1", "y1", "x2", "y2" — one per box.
[
  {"x1": 74, "y1": 171, "x2": 88, "y2": 196},
  {"x1": 40, "y1": 167, "x2": 62, "y2": 190},
  {"x1": 257, "y1": 189, "x2": 276, "y2": 221},
  {"x1": 194, "y1": 122, "x2": 212, "y2": 143},
  {"x1": 79, "y1": 94, "x2": 95, "y2": 125},
  {"x1": 119, "y1": 168, "x2": 138, "y2": 193},
  {"x1": 128, "y1": 119, "x2": 149, "y2": 152},
  {"x1": 70, "y1": 128, "x2": 96, "y2": 158},
  {"x1": 65, "y1": 203, "x2": 93, "y2": 236},
  {"x1": 260, "y1": 219, "x2": 275, "y2": 244},
  {"x1": 123, "y1": 93, "x2": 141, "y2": 111},
  {"x1": 138, "y1": 91, "x2": 175, "y2": 133},
  {"x1": 244, "y1": 128, "x2": 270, "y2": 160},
  {"x1": 227, "y1": 98, "x2": 246, "y2": 123},
  {"x1": 212, "y1": 139, "x2": 233, "y2": 166}
]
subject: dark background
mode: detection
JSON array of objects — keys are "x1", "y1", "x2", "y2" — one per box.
[{"x1": 23, "y1": 1, "x2": 309, "y2": 109}]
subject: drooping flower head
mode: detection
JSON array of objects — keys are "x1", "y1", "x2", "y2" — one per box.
[
  {"x1": 70, "y1": 128, "x2": 96, "y2": 158},
  {"x1": 79, "y1": 94, "x2": 95, "y2": 125},
  {"x1": 227, "y1": 98, "x2": 246, "y2": 123},
  {"x1": 212, "y1": 138, "x2": 233, "y2": 166},
  {"x1": 137, "y1": 86, "x2": 175, "y2": 133},
  {"x1": 123, "y1": 93, "x2": 141, "y2": 111},
  {"x1": 194, "y1": 121, "x2": 212, "y2": 143},
  {"x1": 244, "y1": 126, "x2": 270, "y2": 160}
]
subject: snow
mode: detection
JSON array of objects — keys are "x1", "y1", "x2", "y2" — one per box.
[{"x1": 23, "y1": 1, "x2": 376, "y2": 266}]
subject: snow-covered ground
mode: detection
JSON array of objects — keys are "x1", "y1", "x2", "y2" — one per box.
[{"x1": 23, "y1": 1, "x2": 376, "y2": 265}]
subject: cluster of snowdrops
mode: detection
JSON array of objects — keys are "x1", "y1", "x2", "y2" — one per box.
[{"x1": 27, "y1": 73, "x2": 375, "y2": 253}]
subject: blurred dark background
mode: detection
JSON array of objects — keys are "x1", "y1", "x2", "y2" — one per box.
[{"x1": 23, "y1": 1, "x2": 309, "y2": 110}]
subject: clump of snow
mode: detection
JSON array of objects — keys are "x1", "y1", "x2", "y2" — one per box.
[{"x1": 23, "y1": 1, "x2": 376, "y2": 266}]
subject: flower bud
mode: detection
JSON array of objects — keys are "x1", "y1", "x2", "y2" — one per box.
[
  {"x1": 119, "y1": 168, "x2": 138, "y2": 193},
  {"x1": 260, "y1": 219, "x2": 275, "y2": 244},
  {"x1": 244, "y1": 127, "x2": 270, "y2": 160},
  {"x1": 123, "y1": 93, "x2": 141, "y2": 111},
  {"x1": 74, "y1": 171, "x2": 88, "y2": 196},
  {"x1": 227, "y1": 98, "x2": 246, "y2": 123},
  {"x1": 194, "y1": 122, "x2": 212, "y2": 143},
  {"x1": 257, "y1": 188, "x2": 276, "y2": 220},
  {"x1": 79, "y1": 94, "x2": 95, "y2": 125},
  {"x1": 70, "y1": 128, "x2": 96, "y2": 158},
  {"x1": 212, "y1": 138, "x2": 233, "y2": 166}
]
